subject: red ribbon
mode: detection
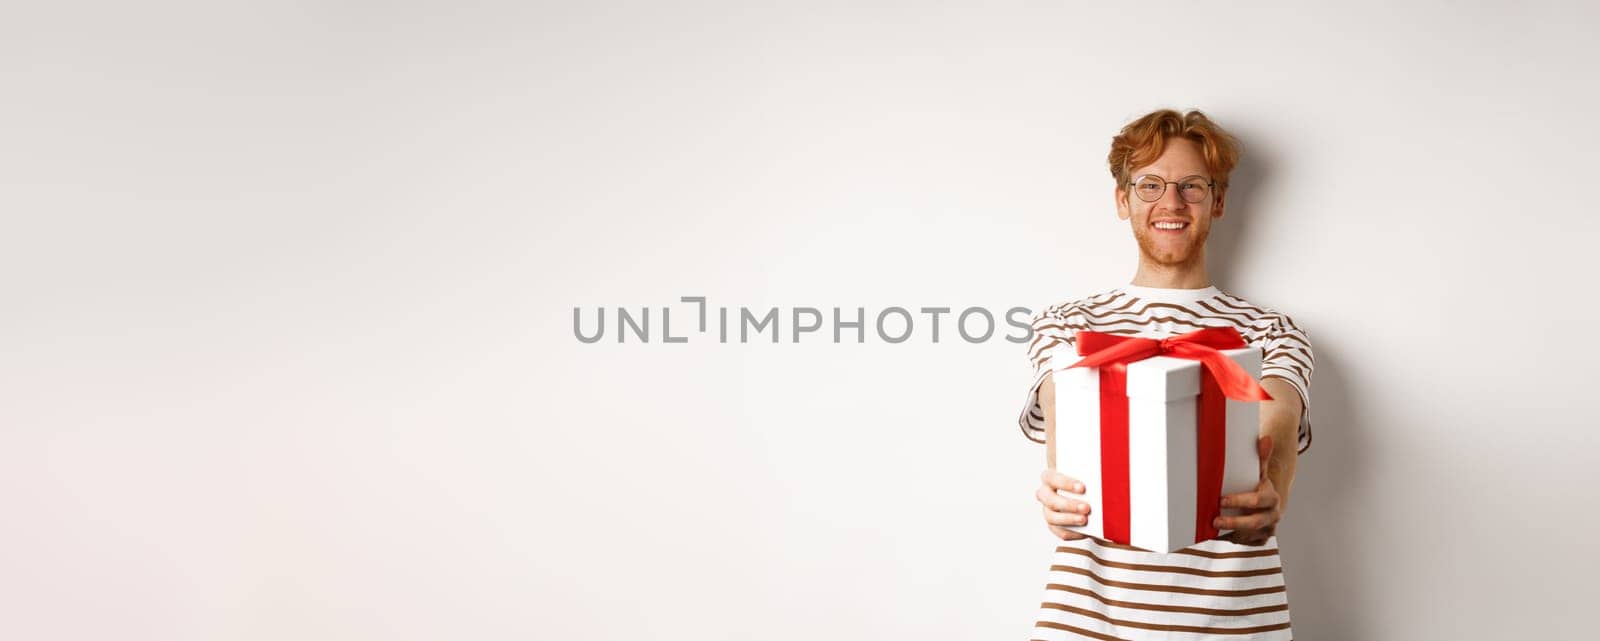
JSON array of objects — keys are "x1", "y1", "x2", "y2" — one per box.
[{"x1": 1066, "y1": 327, "x2": 1272, "y2": 546}]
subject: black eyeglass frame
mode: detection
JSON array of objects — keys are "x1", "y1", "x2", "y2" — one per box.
[{"x1": 1125, "y1": 174, "x2": 1219, "y2": 204}]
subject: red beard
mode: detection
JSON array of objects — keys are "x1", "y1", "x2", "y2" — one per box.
[{"x1": 1133, "y1": 219, "x2": 1210, "y2": 268}]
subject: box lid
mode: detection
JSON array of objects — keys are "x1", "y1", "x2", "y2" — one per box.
[{"x1": 1054, "y1": 344, "x2": 1262, "y2": 402}]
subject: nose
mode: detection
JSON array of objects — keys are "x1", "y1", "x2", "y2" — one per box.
[{"x1": 1157, "y1": 182, "x2": 1188, "y2": 211}]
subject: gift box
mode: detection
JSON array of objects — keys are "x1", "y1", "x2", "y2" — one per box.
[{"x1": 1049, "y1": 327, "x2": 1272, "y2": 553}]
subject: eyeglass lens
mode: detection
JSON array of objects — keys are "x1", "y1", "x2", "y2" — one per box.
[{"x1": 1132, "y1": 176, "x2": 1211, "y2": 203}]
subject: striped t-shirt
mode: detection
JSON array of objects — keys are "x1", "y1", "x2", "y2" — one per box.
[{"x1": 1019, "y1": 283, "x2": 1315, "y2": 641}]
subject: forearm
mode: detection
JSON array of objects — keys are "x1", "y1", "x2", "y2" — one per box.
[
  {"x1": 1264, "y1": 415, "x2": 1298, "y2": 516},
  {"x1": 1259, "y1": 377, "x2": 1303, "y2": 517}
]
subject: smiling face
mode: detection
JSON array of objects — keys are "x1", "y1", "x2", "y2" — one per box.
[{"x1": 1115, "y1": 137, "x2": 1226, "y2": 270}]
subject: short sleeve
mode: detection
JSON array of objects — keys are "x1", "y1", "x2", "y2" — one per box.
[
  {"x1": 1259, "y1": 314, "x2": 1315, "y2": 454},
  {"x1": 1019, "y1": 305, "x2": 1077, "y2": 443}
]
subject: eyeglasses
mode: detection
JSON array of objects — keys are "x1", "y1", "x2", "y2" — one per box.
[{"x1": 1127, "y1": 174, "x2": 1217, "y2": 203}]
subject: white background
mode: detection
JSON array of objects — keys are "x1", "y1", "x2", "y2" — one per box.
[{"x1": 5, "y1": 2, "x2": 1599, "y2": 639}]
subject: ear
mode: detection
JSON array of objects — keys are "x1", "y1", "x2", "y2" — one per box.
[
  {"x1": 1115, "y1": 185, "x2": 1131, "y2": 221},
  {"x1": 1212, "y1": 189, "x2": 1227, "y2": 221}
]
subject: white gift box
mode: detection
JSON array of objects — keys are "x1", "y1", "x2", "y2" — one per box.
[{"x1": 1050, "y1": 345, "x2": 1264, "y2": 553}]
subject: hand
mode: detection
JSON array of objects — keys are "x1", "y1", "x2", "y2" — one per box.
[
  {"x1": 1036, "y1": 469, "x2": 1092, "y2": 540},
  {"x1": 1214, "y1": 435, "x2": 1281, "y2": 546}
]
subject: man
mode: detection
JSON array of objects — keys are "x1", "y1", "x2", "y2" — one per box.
[{"x1": 1019, "y1": 109, "x2": 1314, "y2": 640}]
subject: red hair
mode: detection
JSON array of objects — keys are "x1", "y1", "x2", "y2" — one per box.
[{"x1": 1108, "y1": 109, "x2": 1241, "y2": 197}]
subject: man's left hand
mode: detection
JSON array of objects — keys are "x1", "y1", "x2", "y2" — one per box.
[{"x1": 1214, "y1": 435, "x2": 1280, "y2": 546}]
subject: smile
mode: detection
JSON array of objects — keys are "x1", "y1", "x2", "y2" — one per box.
[{"x1": 1152, "y1": 220, "x2": 1189, "y2": 231}]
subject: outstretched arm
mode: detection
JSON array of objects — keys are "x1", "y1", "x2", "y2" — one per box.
[
  {"x1": 1214, "y1": 376, "x2": 1304, "y2": 545},
  {"x1": 1035, "y1": 372, "x2": 1093, "y2": 540}
]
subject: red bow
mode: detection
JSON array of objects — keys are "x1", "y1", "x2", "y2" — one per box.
[
  {"x1": 1065, "y1": 326, "x2": 1271, "y2": 546},
  {"x1": 1068, "y1": 327, "x2": 1273, "y2": 402}
]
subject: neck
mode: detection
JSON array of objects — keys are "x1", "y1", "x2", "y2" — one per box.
[{"x1": 1130, "y1": 251, "x2": 1212, "y2": 289}]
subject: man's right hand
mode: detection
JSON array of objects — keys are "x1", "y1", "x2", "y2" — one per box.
[{"x1": 1036, "y1": 469, "x2": 1092, "y2": 540}]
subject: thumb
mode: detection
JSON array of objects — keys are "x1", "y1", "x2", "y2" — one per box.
[{"x1": 1258, "y1": 435, "x2": 1274, "y2": 479}]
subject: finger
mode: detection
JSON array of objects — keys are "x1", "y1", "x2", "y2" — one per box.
[
  {"x1": 1041, "y1": 469, "x2": 1085, "y2": 494},
  {"x1": 1036, "y1": 485, "x2": 1076, "y2": 511},
  {"x1": 1229, "y1": 524, "x2": 1274, "y2": 546},
  {"x1": 1220, "y1": 489, "x2": 1279, "y2": 510},
  {"x1": 1048, "y1": 525, "x2": 1088, "y2": 541},
  {"x1": 1254, "y1": 490, "x2": 1279, "y2": 510},
  {"x1": 1043, "y1": 505, "x2": 1091, "y2": 527},
  {"x1": 1036, "y1": 486, "x2": 1093, "y2": 514},
  {"x1": 1214, "y1": 511, "x2": 1277, "y2": 532}
]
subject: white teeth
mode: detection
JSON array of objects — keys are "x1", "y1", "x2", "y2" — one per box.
[{"x1": 1154, "y1": 222, "x2": 1187, "y2": 230}]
